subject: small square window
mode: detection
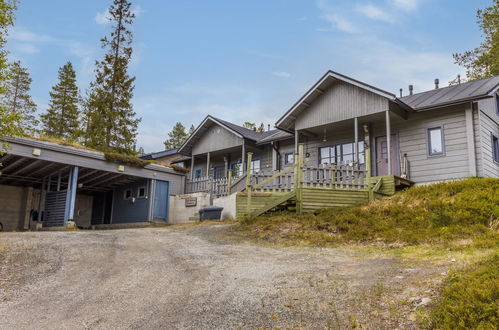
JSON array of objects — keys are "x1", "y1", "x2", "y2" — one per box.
[
  {"x1": 137, "y1": 186, "x2": 147, "y2": 198},
  {"x1": 284, "y1": 152, "x2": 294, "y2": 165},
  {"x1": 492, "y1": 134, "x2": 499, "y2": 163},
  {"x1": 123, "y1": 189, "x2": 132, "y2": 200},
  {"x1": 428, "y1": 126, "x2": 444, "y2": 156},
  {"x1": 194, "y1": 168, "x2": 203, "y2": 179}
]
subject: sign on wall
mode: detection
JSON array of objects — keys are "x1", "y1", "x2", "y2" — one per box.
[{"x1": 185, "y1": 197, "x2": 197, "y2": 207}]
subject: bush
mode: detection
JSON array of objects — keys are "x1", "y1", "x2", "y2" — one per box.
[{"x1": 429, "y1": 254, "x2": 499, "y2": 329}]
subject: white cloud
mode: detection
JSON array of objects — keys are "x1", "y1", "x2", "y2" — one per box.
[
  {"x1": 12, "y1": 43, "x2": 39, "y2": 54},
  {"x1": 390, "y1": 0, "x2": 419, "y2": 12},
  {"x1": 272, "y1": 71, "x2": 291, "y2": 78},
  {"x1": 8, "y1": 26, "x2": 54, "y2": 43},
  {"x1": 132, "y1": 5, "x2": 144, "y2": 18},
  {"x1": 95, "y1": 9, "x2": 111, "y2": 25},
  {"x1": 355, "y1": 3, "x2": 394, "y2": 23},
  {"x1": 317, "y1": 0, "x2": 358, "y2": 33}
]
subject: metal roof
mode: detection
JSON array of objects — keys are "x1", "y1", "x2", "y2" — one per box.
[
  {"x1": 400, "y1": 75, "x2": 499, "y2": 110},
  {"x1": 256, "y1": 129, "x2": 294, "y2": 144},
  {"x1": 140, "y1": 148, "x2": 179, "y2": 160}
]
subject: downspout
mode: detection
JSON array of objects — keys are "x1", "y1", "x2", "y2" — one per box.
[{"x1": 271, "y1": 141, "x2": 281, "y2": 171}]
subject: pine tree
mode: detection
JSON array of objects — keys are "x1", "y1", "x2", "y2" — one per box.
[
  {"x1": 84, "y1": 0, "x2": 140, "y2": 155},
  {"x1": 188, "y1": 124, "x2": 195, "y2": 135},
  {"x1": 454, "y1": 0, "x2": 499, "y2": 80},
  {"x1": 40, "y1": 61, "x2": 81, "y2": 141},
  {"x1": 3, "y1": 60, "x2": 38, "y2": 134},
  {"x1": 0, "y1": 0, "x2": 21, "y2": 152},
  {"x1": 164, "y1": 122, "x2": 188, "y2": 149}
]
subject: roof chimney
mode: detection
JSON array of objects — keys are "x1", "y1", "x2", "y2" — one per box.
[
  {"x1": 268, "y1": 124, "x2": 271, "y2": 131},
  {"x1": 399, "y1": 88, "x2": 403, "y2": 97},
  {"x1": 434, "y1": 78, "x2": 439, "y2": 89},
  {"x1": 409, "y1": 85, "x2": 414, "y2": 96},
  {"x1": 457, "y1": 74, "x2": 461, "y2": 85}
]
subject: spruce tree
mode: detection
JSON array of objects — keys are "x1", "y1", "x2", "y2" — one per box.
[
  {"x1": 164, "y1": 122, "x2": 188, "y2": 149},
  {"x1": 84, "y1": 0, "x2": 140, "y2": 154},
  {"x1": 3, "y1": 60, "x2": 38, "y2": 134},
  {"x1": 41, "y1": 61, "x2": 81, "y2": 141},
  {"x1": 0, "y1": 0, "x2": 21, "y2": 152},
  {"x1": 188, "y1": 124, "x2": 195, "y2": 136}
]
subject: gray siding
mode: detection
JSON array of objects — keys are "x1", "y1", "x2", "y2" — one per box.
[
  {"x1": 192, "y1": 124, "x2": 243, "y2": 155},
  {"x1": 295, "y1": 81, "x2": 389, "y2": 131},
  {"x1": 111, "y1": 179, "x2": 151, "y2": 223},
  {"x1": 474, "y1": 107, "x2": 484, "y2": 177},
  {"x1": 0, "y1": 184, "x2": 27, "y2": 231},
  {"x1": 479, "y1": 110, "x2": 499, "y2": 177}
]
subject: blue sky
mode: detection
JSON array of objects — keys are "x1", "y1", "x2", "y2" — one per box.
[{"x1": 6, "y1": 0, "x2": 490, "y2": 152}]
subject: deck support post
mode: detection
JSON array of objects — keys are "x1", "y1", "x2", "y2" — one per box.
[
  {"x1": 354, "y1": 117, "x2": 359, "y2": 164},
  {"x1": 385, "y1": 110, "x2": 392, "y2": 175},
  {"x1": 228, "y1": 170, "x2": 232, "y2": 195},
  {"x1": 294, "y1": 130, "x2": 299, "y2": 155},
  {"x1": 296, "y1": 144, "x2": 304, "y2": 215},
  {"x1": 246, "y1": 152, "x2": 253, "y2": 218}
]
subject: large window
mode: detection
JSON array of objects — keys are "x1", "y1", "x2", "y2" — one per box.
[
  {"x1": 194, "y1": 168, "x2": 203, "y2": 179},
  {"x1": 319, "y1": 142, "x2": 365, "y2": 165},
  {"x1": 492, "y1": 133, "x2": 499, "y2": 163},
  {"x1": 250, "y1": 159, "x2": 261, "y2": 174},
  {"x1": 427, "y1": 126, "x2": 444, "y2": 156}
]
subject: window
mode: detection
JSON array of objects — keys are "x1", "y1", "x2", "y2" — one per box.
[
  {"x1": 496, "y1": 93, "x2": 499, "y2": 115},
  {"x1": 137, "y1": 186, "x2": 147, "y2": 198},
  {"x1": 284, "y1": 152, "x2": 294, "y2": 165},
  {"x1": 194, "y1": 168, "x2": 203, "y2": 179},
  {"x1": 123, "y1": 188, "x2": 132, "y2": 200},
  {"x1": 230, "y1": 162, "x2": 243, "y2": 177},
  {"x1": 492, "y1": 133, "x2": 499, "y2": 163},
  {"x1": 319, "y1": 142, "x2": 365, "y2": 165},
  {"x1": 427, "y1": 126, "x2": 444, "y2": 156},
  {"x1": 250, "y1": 159, "x2": 261, "y2": 174}
]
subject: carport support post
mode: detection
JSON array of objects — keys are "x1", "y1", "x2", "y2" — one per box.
[{"x1": 64, "y1": 166, "x2": 79, "y2": 225}]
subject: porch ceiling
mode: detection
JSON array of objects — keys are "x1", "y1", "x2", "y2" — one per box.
[{"x1": 0, "y1": 155, "x2": 142, "y2": 193}]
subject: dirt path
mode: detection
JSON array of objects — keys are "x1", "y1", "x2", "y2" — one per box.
[{"x1": 0, "y1": 225, "x2": 444, "y2": 329}]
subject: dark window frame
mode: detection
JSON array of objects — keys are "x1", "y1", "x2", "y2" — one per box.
[
  {"x1": 427, "y1": 126, "x2": 445, "y2": 157},
  {"x1": 492, "y1": 133, "x2": 499, "y2": 164},
  {"x1": 284, "y1": 152, "x2": 294, "y2": 165},
  {"x1": 319, "y1": 142, "x2": 365, "y2": 165},
  {"x1": 137, "y1": 186, "x2": 147, "y2": 199},
  {"x1": 123, "y1": 188, "x2": 133, "y2": 200},
  {"x1": 194, "y1": 168, "x2": 203, "y2": 179},
  {"x1": 496, "y1": 93, "x2": 499, "y2": 116}
]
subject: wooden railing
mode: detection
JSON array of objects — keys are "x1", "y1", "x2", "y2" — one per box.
[
  {"x1": 185, "y1": 176, "x2": 230, "y2": 197},
  {"x1": 250, "y1": 166, "x2": 295, "y2": 192},
  {"x1": 301, "y1": 163, "x2": 367, "y2": 189}
]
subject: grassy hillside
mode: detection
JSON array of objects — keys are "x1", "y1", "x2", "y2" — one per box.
[{"x1": 234, "y1": 178, "x2": 499, "y2": 248}]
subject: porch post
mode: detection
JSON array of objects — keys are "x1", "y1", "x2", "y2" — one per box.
[
  {"x1": 64, "y1": 166, "x2": 79, "y2": 224},
  {"x1": 241, "y1": 144, "x2": 246, "y2": 175},
  {"x1": 224, "y1": 156, "x2": 228, "y2": 178},
  {"x1": 191, "y1": 154, "x2": 195, "y2": 180},
  {"x1": 354, "y1": 117, "x2": 359, "y2": 164},
  {"x1": 206, "y1": 152, "x2": 210, "y2": 178},
  {"x1": 294, "y1": 130, "x2": 299, "y2": 155},
  {"x1": 385, "y1": 110, "x2": 392, "y2": 175}
]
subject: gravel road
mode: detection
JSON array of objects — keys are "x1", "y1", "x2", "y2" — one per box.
[{"x1": 0, "y1": 224, "x2": 443, "y2": 329}]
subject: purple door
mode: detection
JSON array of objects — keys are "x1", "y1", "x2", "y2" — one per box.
[{"x1": 376, "y1": 135, "x2": 399, "y2": 176}]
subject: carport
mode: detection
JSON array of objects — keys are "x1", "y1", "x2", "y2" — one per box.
[{"x1": 0, "y1": 137, "x2": 185, "y2": 231}]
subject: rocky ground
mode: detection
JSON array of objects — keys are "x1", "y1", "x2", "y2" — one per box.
[{"x1": 0, "y1": 224, "x2": 447, "y2": 329}]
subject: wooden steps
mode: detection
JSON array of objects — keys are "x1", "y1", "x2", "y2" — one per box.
[{"x1": 236, "y1": 191, "x2": 295, "y2": 218}]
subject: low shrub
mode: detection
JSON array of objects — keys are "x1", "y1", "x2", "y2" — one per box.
[
  {"x1": 235, "y1": 178, "x2": 499, "y2": 246},
  {"x1": 428, "y1": 254, "x2": 498, "y2": 329}
]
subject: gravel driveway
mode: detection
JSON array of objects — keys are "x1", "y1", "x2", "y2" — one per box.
[{"x1": 0, "y1": 224, "x2": 443, "y2": 329}]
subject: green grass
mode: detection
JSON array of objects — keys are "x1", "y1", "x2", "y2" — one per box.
[
  {"x1": 234, "y1": 178, "x2": 499, "y2": 248},
  {"x1": 425, "y1": 254, "x2": 498, "y2": 329}
]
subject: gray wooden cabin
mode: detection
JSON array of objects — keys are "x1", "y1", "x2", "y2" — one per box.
[
  {"x1": 174, "y1": 70, "x2": 498, "y2": 197},
  {"x1": 275, "y1": 70, "x2": 499, "y2": 184}
]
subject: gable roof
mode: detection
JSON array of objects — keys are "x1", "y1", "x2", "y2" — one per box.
[
  {"x1": 275, "y1": 70, "x2": 403, "y2": 132},
  {"x1": 178, "y1": 115, "x2": 277, "y2": 154},
  {"x1": 256, "y1": 129, "x2": 294, "y2": 144},
  {"x1": 400, "y1": 75, "x2": 499, "y2": 110}
]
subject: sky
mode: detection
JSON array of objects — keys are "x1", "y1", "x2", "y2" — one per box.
[{"x1": 6, "y1": 0, "x2": 491, "y2": 152}]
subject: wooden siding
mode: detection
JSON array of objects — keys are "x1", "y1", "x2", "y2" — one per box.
[
  {"x1": 236, "y1": 192, "x2": 291, "y2": 218},
  {"x1": 474, "y1": 107, "x2": 483, "y2": 177},
  {"x1": 111, "y1": 179, "x2": 151, "y2": 223},
  {"x1": 479, "y1": 110, "x2": 499, "y2": 178},
  {"x1": 295, "y1": 81, "x2": 389, "y2": 131},
  {"x1": 301, "y1": 188, "x2": 369, "y2": 212},
  {"x1": 192, "y1": 124, "x2": 243, "y2": 155}
]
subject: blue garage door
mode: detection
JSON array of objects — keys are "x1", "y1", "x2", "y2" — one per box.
[{"x1": 153, "y1": 180, "x2": 169, "y2": 220}]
